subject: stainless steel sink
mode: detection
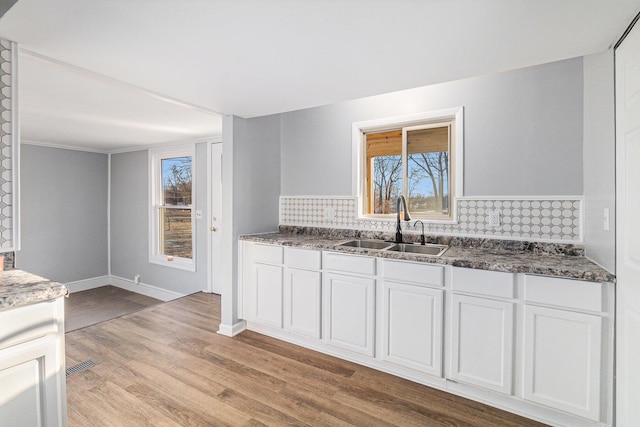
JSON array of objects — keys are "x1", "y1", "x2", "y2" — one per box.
[
  {"x1": 335, "y1": 239, "x2": 448, "y2": 257},
  {"x1": 386, "y1": 243, "x2": 449, "y2": 257},
  {"x1": 336, "y1": 239, "x2": 395, "y2": 250}
]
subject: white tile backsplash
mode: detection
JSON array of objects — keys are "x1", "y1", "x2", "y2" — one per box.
[
  {"x1": 0, "y1": 39, "x2": 13, "y2": 250},
  {"x1": 280, "y1": 196, "x2": 582, "y2": 242}
]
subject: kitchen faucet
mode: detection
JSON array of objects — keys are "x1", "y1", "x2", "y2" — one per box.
[
  {"x1": 414, "y1": 220, "x2": 426, "y2": 245},
  {"x1": 395, "y1": 195, "x2": 411, "y2": 243}
]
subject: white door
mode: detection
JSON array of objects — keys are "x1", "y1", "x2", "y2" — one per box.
[
  {"x1": 209, "y1": 143, "x2": 223, "y2": 294},
  {"x1": 616, "y1": 21, "x2": 640, "y2": 426}
]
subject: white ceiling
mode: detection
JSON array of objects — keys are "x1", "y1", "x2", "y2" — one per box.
[{"x1": 0, "y1": 0, "x2": 639, "y2": 152}]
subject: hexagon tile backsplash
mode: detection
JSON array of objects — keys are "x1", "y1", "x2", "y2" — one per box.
[
  {"x1": 0, "y1": 39, "x2": 14, "y2": 251},
  {"x1": 280, "y1": 196, "x2": 583, "y2": 243}
]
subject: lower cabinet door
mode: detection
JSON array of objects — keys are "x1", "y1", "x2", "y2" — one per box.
[
  {"x1": 0, "y1": 335, "x2": 66, "y2": 427},
  {"x1": 523, "y1": 305, "x2": 602, "y2": 421},
  {"x1": 284, "y1": 268, "x2": 322, "y2": 339},
  {"x1": 449, "y1": 294, "x2": 514, "y2": 394},
  {"x1": 325, "y1": 273, "x2": 376, "y2": 356},
  {"x1": 247, "y1": 262, "x2": 284, "y2": 328},
  {"x1": 382, "y1": 281, "x2": 443, "y2": 377}
]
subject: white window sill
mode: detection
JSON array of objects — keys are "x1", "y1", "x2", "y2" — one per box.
[{"x1": 149, "y1": 255, "x2": 196, "y2": 272}]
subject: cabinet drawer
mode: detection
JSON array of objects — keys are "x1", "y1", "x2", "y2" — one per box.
[
  {"x1": 0, "y1": 300, "x2": 60, "y2": 350},
  {"x1": 383, "y1": 260, "x2": 444, "y2": 287},
  {"x1": 524, "y1": 275, "x2": 602, "y2": 312},
  {"x1": 285, "y1": 247, "x2": 321, "y2": 270},
  {"x1": 251, "y1": 243, "x2": 284, "y2": 264},
  {"x1": 324, "y1": 252, "x2": 376, "y2": 276},
  {"x1": 452, "y1": 267, "x2": 515, "y2": 299}
]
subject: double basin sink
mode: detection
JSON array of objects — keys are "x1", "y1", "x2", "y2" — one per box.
[{"x1": 335, "y1": 239, "x2": 448, "y2": 257}]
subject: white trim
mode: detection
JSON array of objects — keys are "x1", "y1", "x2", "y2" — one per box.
[
  {"x1": 206, "y1": 142, "x2": 224, "y2": 294},
  {"x1": 148, "y1": 145, "x2": 196, "y2": 272},
  {"x1": 20, "y1": 139, "x2": 111, "y2": 154},
  {"x1": 107, "y1": 153, "x2": 112, "y2": 277},
  {"x1": 217, "y1": 320, "x2": 247, "y2": 337},
  {"x1": 457, "y1": 195, "x2": 584, "y2": 201},
  {"x1": 109, "y1": 275, "x2": 186, "y2": 302},
  {"x1": 20, "y1": 137, "x2": 224, "y2": 156},
  {"x1": 11, "y1": 41, "x2": 20, "y2": 251},
  {"x1": 65, "y1": 276, "x2": 110, "y2": 293},
  {"x1": 352, "y1": 107, "x2": 464, "y2": 222},
  {"x1": 109, "y1": 135, "x2": 222, "y2": 155},
  {"x1": 206, "y1": 142, "x2": 212, "y2": 293}
]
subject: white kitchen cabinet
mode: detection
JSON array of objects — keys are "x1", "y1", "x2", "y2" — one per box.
[
  {"x1": 239, "y1": 239, "x2": 614, "y2": 427},
  {"x1": 382, "y1": 281, "x2": 443, "y2": 376},
  {"x1": 0, "y1": 298, "x2": 67, "y2": 427},
  {"x1": 284, "y1": 267, "x2": 322, "y2": 339},
  {"x1": 449, "y1": 293, "x2": 514, "y2": 394},
  {"x1": 522, "y1": 275, "x2": 605, "y2": 421},
  {"x1": 243, "y1": 243, "x2": 285, "y2": 328},
  {"x1": 325, "y1": 272, "x2": 376, "y2": 357},
  {"x1": 449, "y1": 267, "x2": 516, "y2": 395}
]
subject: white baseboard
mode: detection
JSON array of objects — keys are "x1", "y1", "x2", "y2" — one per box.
[
  {"x1": 65, "y1": 275, "x2": 110, "y2": 293},
  {"x1": 217, "y1": 320, "x2": 246, "y2": 337},
  {"x1": 109, "y1": 275, "x2": 186, "y2": 302}
]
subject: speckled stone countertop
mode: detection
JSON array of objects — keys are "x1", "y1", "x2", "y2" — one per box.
[
  {"x1": 240, "y1": 228, "x2": 615, "y2": 283},
  {"x1": 0, "y1": 270, "x2": 68, "y2": 311}
]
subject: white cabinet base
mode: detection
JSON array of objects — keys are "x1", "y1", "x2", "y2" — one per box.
[
  {"x1": 450, "y1": 294, "x2": 514, "y2": 395},
  {"x1": 523, "y1": 305, "x2": 602, "y2": 421},
  {"x1": 325, "y1": 273, "x2": 376, "y2": 357},
  {"x1": 382, "y1": 281, "x2": 443, "y2": 377},
  {"x1": 0, "y1": 298, "x2": 67, "y2": 427}
]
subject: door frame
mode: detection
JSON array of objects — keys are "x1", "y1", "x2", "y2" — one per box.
[{"x1": 207, "y1": 140, "x2": 223, "y2": 294}]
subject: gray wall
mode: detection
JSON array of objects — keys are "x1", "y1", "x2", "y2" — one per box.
[
  {"x1": 281, "y1": 58, "x2": 584, "y2": 197},
  {"x1": 16, "y1": 144, "x2": 109, "y2": 283},
  {"x1": 583, "y1": 50, "x2": 616, "y2": 273},
  {"x1": 110, "y1": 143, "x2": 209, "y2": 295},
  {"x1": 220, "y1": 114, "x2": 281, "y2": 330}
]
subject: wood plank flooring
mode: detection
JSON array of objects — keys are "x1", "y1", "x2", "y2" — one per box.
[
  {"x1": 65, "y1": 292, "x2": 548, "y2": 426},
  {"x1": 65, "y1": 285, "x2": 161, "y2": 332}
]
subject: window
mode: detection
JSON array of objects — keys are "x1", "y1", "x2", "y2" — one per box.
[
  {"x1": 149, "y1": 146, "x2": 195, "y2": 271},
  {"x1": 353, "y1": 108, "x2": 463, "y2": 223}
]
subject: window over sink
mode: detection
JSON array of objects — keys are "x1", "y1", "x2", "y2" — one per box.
[{"x1": 353, "y1": 108, "x2": 464, "y2": 223}]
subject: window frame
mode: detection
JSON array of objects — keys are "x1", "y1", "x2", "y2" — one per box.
[
  {"x1": 149, "y1": 145, "x2": 196, "y2": 271},
  {"x1": 352, "y1": 107, "x2": 464, "y2": 224}
]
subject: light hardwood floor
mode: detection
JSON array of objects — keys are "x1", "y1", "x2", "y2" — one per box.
[
  {"x1": 65, "y1": 285, "x2": 161, "y2": 332},
  {"x1": 65, "y1": 292, "x2": 548, "y2": 426}
]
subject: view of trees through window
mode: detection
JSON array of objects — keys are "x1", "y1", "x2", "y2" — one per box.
[
  {"x1": 367, "y1": 125, "x2": 450, "y2": 218},
  {"x1": 160, "y1": 156, "x2": 193, "y2": 259}
]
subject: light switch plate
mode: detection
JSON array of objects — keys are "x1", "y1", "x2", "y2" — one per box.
[
  {"x1": 603, "y1": 208, "x2": 610, "y2": 231},
  {"x1": 195, "y1": 210, "x2": 203, "y2": 219}
]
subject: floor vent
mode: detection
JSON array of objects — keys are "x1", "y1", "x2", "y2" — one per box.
[{"x1": 66, "y1": 359, "x2": 99, "y2": 377}]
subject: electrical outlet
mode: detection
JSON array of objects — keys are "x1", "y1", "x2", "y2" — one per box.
[
  {"x1": 324, "y1": 207, "x2": 336, "y2": 220},
  {"x1": 488, "y1": 211, "x2": 501, "y2": 227},
  {"x1": 195, "y1": 210, "x2": 203, "y2": 219},
  {"x1": 134, "y1": 274, "x2": 141, "y2": 284}
]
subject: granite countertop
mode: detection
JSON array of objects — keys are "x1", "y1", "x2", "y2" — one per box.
[
  {"x1": 240, "y1": 231, "x2": 615, "y2": 283},
  {"x1": 0, "y1": 270, "x2": 68, "y2": 311}
]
